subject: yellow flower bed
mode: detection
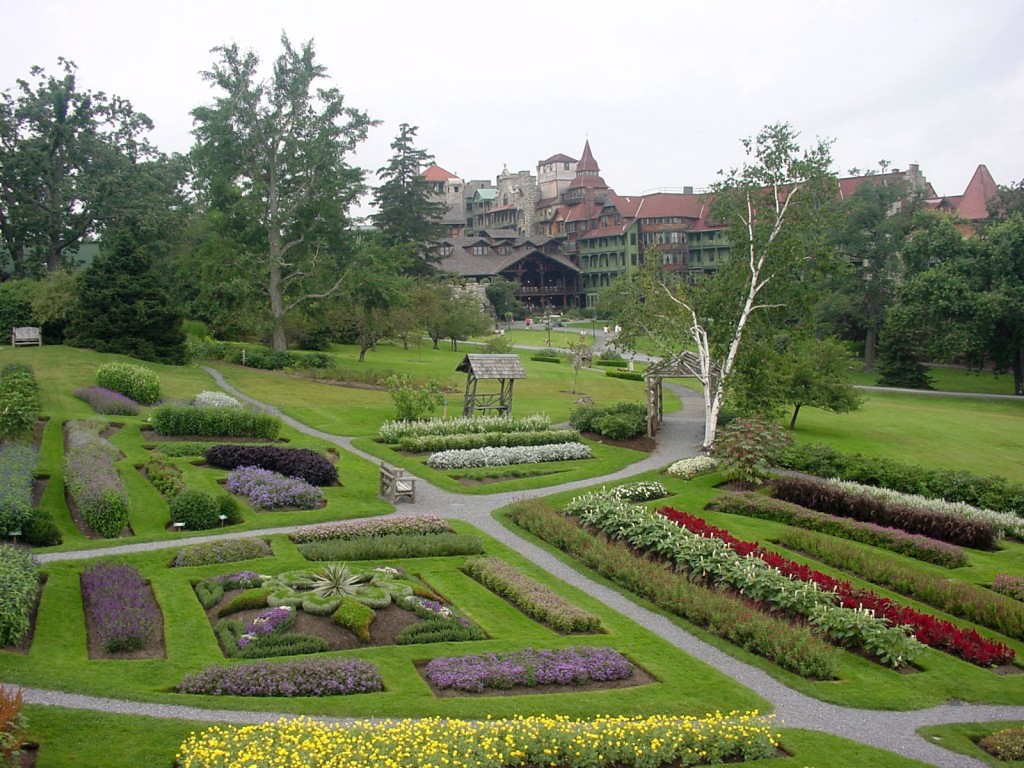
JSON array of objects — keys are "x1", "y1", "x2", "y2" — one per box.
[{"x1": 176, "y1": 711, "x2": 780, "y2": 768}]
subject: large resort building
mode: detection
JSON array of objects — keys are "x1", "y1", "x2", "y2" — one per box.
[{"x1": 423, "y1": 143, "x2": 999, "y2": 311}]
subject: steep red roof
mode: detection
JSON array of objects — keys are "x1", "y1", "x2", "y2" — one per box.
[
  {"x1": 633, "y1": 192, "x2": 705, "y2": 220},
  {"x1": 568, "y1": 174, "x2": 607, "y2": 190},
  {"x1": 421, "y1": 164, "x2": 458, "y2": 182},
  {"x1": 576, "y1": 140, "x2": 600, "y2": 173},
  {"x1": 956, "y1": 164, "x2": 998, "y2": 220}
]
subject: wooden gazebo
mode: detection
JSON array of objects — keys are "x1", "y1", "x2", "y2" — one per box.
[
  {"x1": 643, "y1": 352, "x2": 717, "y2": 437},
  {"x1": 456, "y1": 354, "x2": 527, "y2": 417}
]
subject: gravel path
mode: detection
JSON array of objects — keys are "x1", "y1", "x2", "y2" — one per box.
[{"x1": 12, "y1": 366, "x2": 1024, "y2": 768}]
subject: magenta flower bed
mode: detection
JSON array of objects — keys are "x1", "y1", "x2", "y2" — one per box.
[
  {"x1": 238, "y1": 607, "x2": 294, "y2": 649},
  {"x1": 225, "y1": 465, "x2": 323, "y2": 509},
  {"x1": 177, "y1": 658, "x2": 383, "y2": 697},
  {"x1": 80, "y1": 563, "x2": 158, "y2": 653},
  {"x1": 425, "y1": 646, "x2": 633, "y2": 692}
]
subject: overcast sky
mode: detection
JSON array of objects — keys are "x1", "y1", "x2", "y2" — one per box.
[{"x1": 5, "y1": 0, "x2": 1022, "y2": 215}]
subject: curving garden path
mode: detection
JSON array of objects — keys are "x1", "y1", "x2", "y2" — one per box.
[{"x1": 12, "y1": 367, "x2": 1024, "y2": 768}]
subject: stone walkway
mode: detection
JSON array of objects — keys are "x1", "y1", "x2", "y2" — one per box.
[{"x1": 12, "y1": 367, "x2": 1024, "y2": 768}]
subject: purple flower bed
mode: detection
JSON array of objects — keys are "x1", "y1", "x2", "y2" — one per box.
[
  {"x1": 177, "y1": 657, "x2": 383, "y2": 697},
  {"x1": 238, "y1": 607, "x2": 294, "y2": 648},
  {"x1": 80, "y1": 563, "x2": 158, "y2": 653},
  {"x1": 205, "y1": 445, "x2": 338, "y2": 486},
  {"x1": 225, "y1": 466, "x2": 324, "y2": 510},
  {"x1": 424, "y1": 646, "x2": 633, "y2": 693},
  {"x1": 74, "y1": 386, "x2": 140, "y2": 416},
  {"x1": 290, "y1": 515, "x2": 453, "y2": 544},
  {"x1": 993, "y1": 575, "x2": 1024, "y2": 602}
]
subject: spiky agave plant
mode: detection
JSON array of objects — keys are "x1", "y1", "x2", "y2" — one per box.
[{"x1": 311, "y1": 563, "x2": 370, "y2": 598}]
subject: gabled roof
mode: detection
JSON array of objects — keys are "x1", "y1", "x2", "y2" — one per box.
[
  {"x1": 434, "y1": 236, "x2": 579, "y2": 277},
  {"x1": 421, "y1": 164, "x2": 458, "y2": 182},
  {"x1": 474, "y1": 188, "x2": 498, "y2": 201},
  {"x1": 955, "y1": 164, "x2": 998, "y2": 220},
  {"x1": 576, "y1": 140, "x2": 600, "y2": 173},
  {"x1": 456, "y1": 354, "x2": 526, "y2": 379},
  {"x1": 540, "y1": 153, "x2": 577, "y2": 165}
]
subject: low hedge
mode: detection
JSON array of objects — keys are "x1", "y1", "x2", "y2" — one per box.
[
  {"x1": 595, "y1": 359, "x2": 629, "y2": 368},
  {"x1": 529, "y1": 354, "x2": 561, "y2": 364},
  {"x1": 396, "y1": 429, "x2": 581, "y2": 453},
  {"x1": 706, "y1": 492, "x2": 969, "y2": 569},
  {"x1": 169, "y1": 490, "x2": 243, "y2": 530},
  {"x1": 290, "y1": 515, "x2": 453, "y2": 544},
  {"x1": 780, "y1": 442, "x2": 1024, "y2": 517},
  {"x1": 63, "y1": 421, "x2": 129, "y2": 538},
  {"x1": 604, "y1": 369, "x2": 643, "y2": 381},
  {"x1": 170, "y1": 538, "x2": 273, "y2": 567},
  {"x1": 0, "y1": 544, "x2": 39, "y2": 646},
  {"x1": 197, "y1": 342, "x2": 331, "y2": 371},
  {"x1": 205, "y1": 445, "x2": 337, "y2": 486},
  {"x1": 150, "y1": 405, "x2": 281, "y2": 439},
  {"x1": 771, "y1": 475, "x2": 998, "y2": 550},
  {"x1": 95, "y1": 362, "x2": 160, "y2": 405},
  {"x1": 298, "y1": 533, "x2": 484, "y2": 562}
]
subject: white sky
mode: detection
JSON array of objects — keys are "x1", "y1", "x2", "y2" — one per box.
[{"x1": 4, "y1": 0, "x2": 1023, "y2": 215}]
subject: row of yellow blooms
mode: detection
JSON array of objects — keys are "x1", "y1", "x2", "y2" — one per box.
[{"x1": 176, "y1": 710, "x2": 781, "y2": 768}]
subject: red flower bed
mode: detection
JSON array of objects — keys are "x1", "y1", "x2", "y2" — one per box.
[{"x1": 657, "y1": 507, "x2": 1015, "y2": 667}]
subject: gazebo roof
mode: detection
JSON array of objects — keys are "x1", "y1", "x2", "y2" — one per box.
[
  {"x1": 456, "y1": 354, "x2": 527, "y2": 379},
  {"x1": 644, "y1": 351, "x2": 718, "y2": 379}
]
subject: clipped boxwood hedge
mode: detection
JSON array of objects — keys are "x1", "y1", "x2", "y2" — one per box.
[
  {"x1": 95, "y1": 362, "x2": 161, "y2": 405},
  {"x1": 150, "y1": 405, "x2": 281, "y2": 439},
  {"x1": 604, "y1": 369, "x2": 643, "y2": 381},
  {"x1": 530, "y1": 355, "x2": 561, "y2": 364}
]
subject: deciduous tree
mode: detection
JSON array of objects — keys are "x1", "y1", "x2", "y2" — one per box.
[{"x1": 190, "y1": 34, "x2": 377, "y2": 351}]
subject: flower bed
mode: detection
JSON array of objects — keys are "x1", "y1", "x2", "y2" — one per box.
[
  {"x1": 74, "y1": 386, "x2": 140, "y2": 416},
  {"x1": 707, "y1": 491, "x2": 968, "y2": 568},
  {"x1": 150, "y1": 404, "x2": 281, "y2": 439},
  {"x1": 225, "y1": 465, "x2": 324, "y2": 509},
  {"x1": 192, "y1": 391, "x2": 242, "y2": 408},
  {"x1": 506, "y1": 499, "x2": 840, "y2": 679},
  {"x1": 666, "y1": 456, "x2": 720, "y2": 479},
  {"x1": 427, "y1": 442, "x2": 591, "y2": 470},
  {"x1": 0, "y1": 365, "x2": 40, "y2": 441},
  {"x1": 0, "y1": 545, "x2": 39, "y2": 646},
  {"x1": 395, "y1": 429, "x2": 582, "y2": 453},
  {"x1": 80, "y1": 563, "x2": 158, "y2": 653},
  {"x1": 607, "y1": 480, "x2": 667, "y2": 502},
  {"x1": 205, "y1": 444, "x2": 337, "y2": 486},
  {"x1": 772, "y1": 475, "x2": 998, "y2": 549},
  {"x1": 657, "y1": 506, "x2": 1015, "y2": 667},
  {"x1": 177, "y1": 658, "x2": 383, "y2": 697},
  {"x1": 170, "y1": 538, "x2": 273, "y2": 568},
  {"x1": 379, "y1": 414, "x2": 552, "y2": 443},
  {"x1": 0, "y1": 445, "x2": 37, "y2": 536},
  {"x1": 63, "y1": 421, "x2": 129, "y2": 538},
  {"x1": 297, "y1": 533, "x2": 484, "y2": 562},
  {"x1": 289, "y1": 514, "x2": 453, "y2": 544},
  {"x1": 463, "y1": 556, "x2": 602, "y2": 633},
  {"x1": 424, "y1": 646, "x2": 633, "y2": 692},
  {"x1": 177, "y1": 711, "x2": 780, "y2": 768},
  {"x1": 993, "y1": 575, "x2": 1024, "y2": 603}
]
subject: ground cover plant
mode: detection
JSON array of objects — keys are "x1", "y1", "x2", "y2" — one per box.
[
  {"x1": 170, "y1": 538, "x2": 273, "y2": 567},
  {"x1": 225, "y1": 465, "x2": 324, "y2": 509},
  {"x1": 192, "y1": 391, "x2": 242, "y2": 408},
  {"x1": 424, "y1": 646, "x2": 634, "y2": 692},
  {"x1": 297, "y1": 532, "x2": 485, "y2": 561},
  {"x1": 289, "y1": 514, "x2": 454, "y2": 544},
  {"x1": 0, "y1": 545, "x2": 39, "y2": 646},
  {"x1": 463, "y1": 556, "x2": 602, "y2": 633},
  {"x1": 80, "y1": 562, "x2": 159, "y2": 653},
  {"x1": 205, "y1": 444, "x2": 338, "y2": 486},
  {"x1": 95, "y1": 361, "x2": 161, "y2": 405},
  {"x1": 63, "y1": 420, "x2": 130, "y2": 537},
  {"x1": 177, "y1": 657, "x2": 383, "y2": 697},
  {"x1": 707, "y1": 492, "x2": 970, "y2": 568},
  {"x1": 73, "y1": 385, "x2": 140, "y2": 416},
  {"x1": 175, "y1": 711, "x2": 781, "y2": 768}
]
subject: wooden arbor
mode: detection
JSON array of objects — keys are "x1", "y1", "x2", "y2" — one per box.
[
  {"x1": 456, "y1": 354, "x2": 526, "y2": 417},
  {"x1": 643, "y1": 352, "x2": 717, "y2": 437}
]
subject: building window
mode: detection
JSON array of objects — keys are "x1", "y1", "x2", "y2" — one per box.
[
  {"x1": 473, "y1": 246, "x2": 487, "y2": 255},
  {"x1": 564, "y1": 162, "x2": 570, "y2": 170},
  {"x1": 630, "y1": 232, "x2": 637, "y2": 245},
  {"x1": 631, "y1": 253, "x2": 637, "y2": 266}
]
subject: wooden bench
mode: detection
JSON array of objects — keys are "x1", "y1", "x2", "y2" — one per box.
[
  {"x1": 379, "y1": 462, "x2": 416, "y2": 503},
  {"x1": 11, "y1": 327, "x2": 41, "y2": 347}
]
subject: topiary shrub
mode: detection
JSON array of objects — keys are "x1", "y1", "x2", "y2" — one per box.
[
  {"x1": 95, "y1": 362, "x2": 161, "y2": 405},
  {"x1": 169, "y1": 490, "x2": 228, "y2": 530}
]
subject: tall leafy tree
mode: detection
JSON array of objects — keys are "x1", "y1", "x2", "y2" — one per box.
[
  {"x1": 0, "y1": 59, "x2": 167, "y2": 275},
  {"x1": 372, "y1": 123, "x2": 448, "y2": 265},
  {"x1": 603, "y1": 123, "x2": 836, "y2": 448},
  {"x1": 335, "y1": 242, "x2": 412, "y2": 361},
  {"x1": 190, "y1": 34, "x2": 377, "y2": 351}
]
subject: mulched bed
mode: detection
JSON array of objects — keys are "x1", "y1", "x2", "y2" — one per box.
[
  {"x1": 85, "y1": 580, "x2": 166, "y2": 661},
  {"x1": 416, "y1": 660, "x2": 658, "y2": 698}
]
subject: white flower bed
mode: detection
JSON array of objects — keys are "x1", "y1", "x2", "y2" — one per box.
[
  {"x1": 426, "y1": 442, "x2": 591, "y2": 470},
  {"x1": 828, "y1": 478, "x2": 1024, "y2": 540},
  {"x1": 379, "y1": 414, "x2": 551, "y2": 443},
  {"x1": 667, "y1": 456, "x2": 719, "y2": 479},
  {"x1": 607, "y1": 481, "x2": 667, "y2": 501},
  {"x1": 193, "y1": 391, "x2": 243, "y2": 408}
]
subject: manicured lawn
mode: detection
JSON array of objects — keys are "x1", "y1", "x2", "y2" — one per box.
[
  {"x1": 917, "y1": 721, "x2": 1024, "y2": 767},
  {"x1": 848, "y1": 365, "x2": 1020, "y2": 396}
]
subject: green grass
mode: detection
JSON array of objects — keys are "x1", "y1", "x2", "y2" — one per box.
[
  {"x1": 917, "y1": 721, "x2": 1024, "y2": 767},
  {"x1": 848, "y1": 365, "x2": 1019, "y2": 396}
]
